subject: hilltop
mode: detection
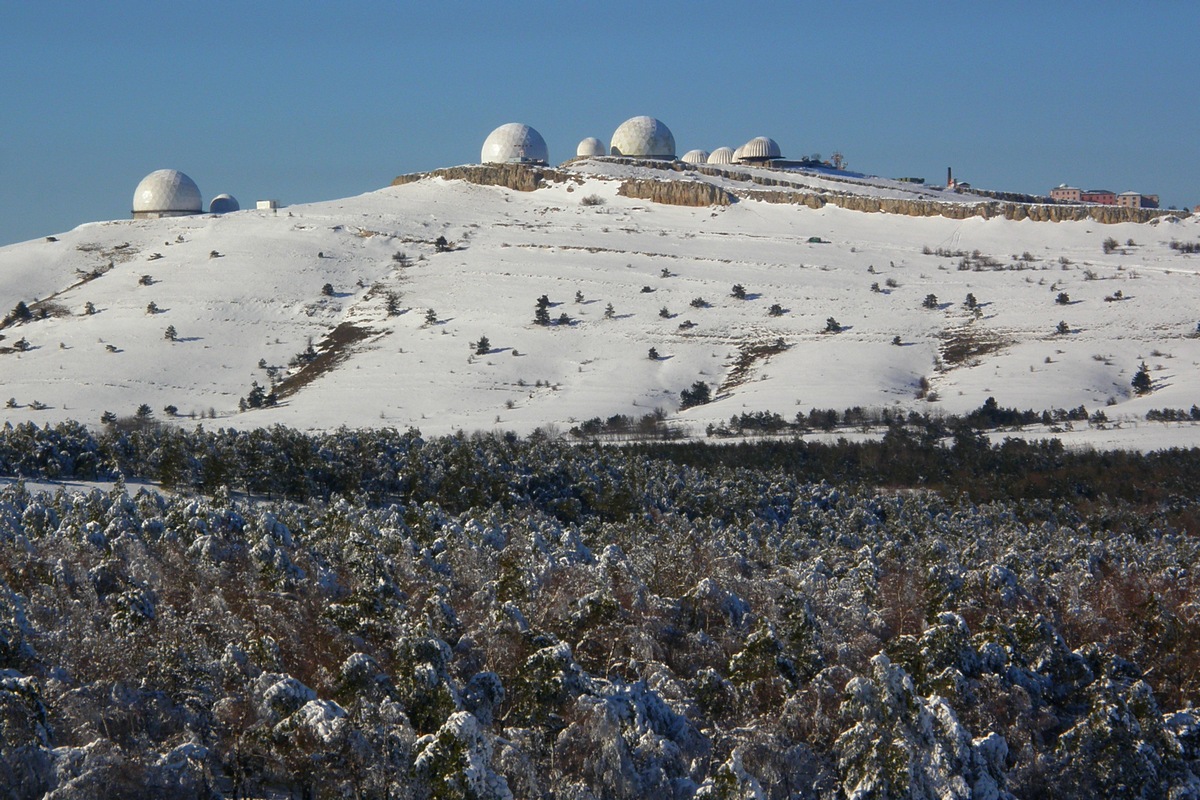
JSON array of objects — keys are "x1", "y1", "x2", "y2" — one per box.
[{"x1": 1, "y1": 158, "x2": 1198, "y2": 447}]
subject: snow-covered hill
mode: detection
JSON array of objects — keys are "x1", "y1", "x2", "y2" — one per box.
[{"x1": 2, "y1": 159, "x2": 1199, "y2": 447}]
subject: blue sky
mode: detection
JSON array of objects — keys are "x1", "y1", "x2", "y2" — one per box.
[{"x1": 2, "y1": 1, "x2": 1197, "y2": 246}]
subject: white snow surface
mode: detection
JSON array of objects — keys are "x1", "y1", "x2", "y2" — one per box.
[{"x1": 2, "y1": 160, "x2": 1200, "y2": 449}]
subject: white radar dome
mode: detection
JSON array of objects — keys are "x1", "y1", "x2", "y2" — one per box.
[
  {"x1": 681, "y1": 149, "x2": 710, "y2": 165},
  {"x1": 740, "y1": 136, "x2": 783, "y2": 160},
  {"x1": 707, "y1": 147, "x2": 735, "y2": 165},
  {"x1": 609, "y1": 116, "x2": 675, "y2": 159},
  {"x1": 576, "y1": 137, "x2": 605, "y2": 158},
  {"x1": 132, "y1": 169, "x2": 202, "y2": 219},
  {"x1": 209, "y1": 194, "x2": 239, "y2": 214},
  {"x1": 481, "y1": 123, "x2": 549, "y2": 165}
]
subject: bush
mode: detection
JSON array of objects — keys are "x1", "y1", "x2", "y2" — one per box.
[
  {"x1": 648, "y1": 347, "x2": 659, "y2": 360},
  {"x1": 1056, "y1": 321, "x2": 1070, "y2": 335},
  {"x1": 964, "y1": 293, "x2": 977, "y2": 309},
  {"x1": 1102, "y1": 237, "x2": 1119, "y2": 254},
  {"x1": 580, "y1": 194, "x2": 605, "y2": 206},
  {"x1": 922, "y1": 294, "x2": 938, "y2": 309},
  {"x1": 475, "y1": 336, "x2": 491, "y2": 355},
  {"x1": 426, "y1": 308, "x2": 438, "y2": 325},
  {"x1": 690, "y1": 298, "x2": 709, "y2": 309},
  {"x1": 1056, "y1": 292, "x2": 1070, "y2": 305},
  {"x1": 164, "y1": 325, "x2": 177, "y2": 341},
  {"x1": 824, "y1": 317, "x2": 843, "y2": 333},
  {"x1": 731, "y1": 284, "x2": 747, "y2": 299},
  {"x1": 768, "y1": 304, "x2": 785, "y2": 317},
  {"x1": 321, "y1": 283, "x2": 335, "y2": 297},
  {"x1": 604, "y1": 303, "x2": 615, "y2": 319}
]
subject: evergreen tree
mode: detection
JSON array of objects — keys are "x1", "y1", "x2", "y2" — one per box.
[
  {"x1": 1132, "y1": 362, "x2": 1152, "y2": 394},
  {"x1": 475, "y1": 336, "x2": 491, "y2": 355}
]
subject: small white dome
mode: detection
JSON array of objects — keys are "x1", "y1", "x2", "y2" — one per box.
[
  {"x1": 481, "y1": 123, "x2": 549, "y2": 165},
  {"x1": 132, "y1": 169, "x2": 202, "y2": 217},
  {"x1": 740, "y1": 136, "x2": 783, "y2": 160},
  {"x1": 732, "y1": 145, "x2": 747, "y2": 162},
  {"x1": 681, "y1": 149, "x2": 710, "y2": 165},
  {"x1": 209, "y1": 194, "x2": 239, "y2": 214},
  {"x1": 610, "y1": 116, "x2": 675, "y2": 159},
  {"x1": 707, "y1": 147, "x2": 735, "y2": 165},
  {"x1": 576, "y1": 137, "x2": 605, "y2": 157}
]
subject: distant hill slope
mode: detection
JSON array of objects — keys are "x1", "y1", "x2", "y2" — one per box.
[{"x1": 1, "y1": 159, "x2": 1198, "y2": 447}]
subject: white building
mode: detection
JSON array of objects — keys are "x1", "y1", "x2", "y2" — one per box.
[
  {"x1": 609, "y1": 116, "x2": 675, "y2": 159},
  {"x1": 481, "y1": 123, "x2": 549, "y2": 165},
  {"x1": 132, "y1": 170, "x2": 202, "y2": 219}
]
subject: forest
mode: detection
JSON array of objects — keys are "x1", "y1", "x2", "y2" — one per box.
[{"x1": 1, "y1": 419, "x2": 1199, "y2": 798}]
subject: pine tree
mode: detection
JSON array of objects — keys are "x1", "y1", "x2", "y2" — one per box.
[
  {"x1": 164, "y1": 325, "x2": 177, "y2": 341},
  {"x1": 1132, "y1": 362, "x2": 1152, "y2": 394},
  {"x1": 731, "y1": 284, "x2": 747, "y2": 299},
  {"x1": 475, "y1": 336, "x2": 491, "y2": 355}
]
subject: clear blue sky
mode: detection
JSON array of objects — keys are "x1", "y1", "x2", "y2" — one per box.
[{"x1": 3, "y1": 1, "x2": 1197, "y2": 246}]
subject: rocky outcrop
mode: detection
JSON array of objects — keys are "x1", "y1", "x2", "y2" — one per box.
[
  {"x1": 395, "y1": 161, "x2": 1185, "y2": 224},
  {"x1": 392, "y1": 163, "x2": 580, "y2": 192},
  {"x1": 617, "y1": 178, "x2": 733, "y2": 207},
  {"x1": 738, "y1": 188, "x2": 1184, "y2": 224}
]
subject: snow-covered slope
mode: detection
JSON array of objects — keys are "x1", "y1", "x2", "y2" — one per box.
[{"x1": 2, "y1": 160, "x2": 1199, "y2": 446}]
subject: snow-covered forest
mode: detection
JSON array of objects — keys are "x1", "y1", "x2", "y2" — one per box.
[{"x1": 1, "y1": 420, "x2": 1199, "y2": 798}]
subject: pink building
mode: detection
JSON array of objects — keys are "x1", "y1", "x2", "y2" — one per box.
[
  {"x1": 1080, "y1": 189, "x2": 1117, "y2": 205},
  {"x1": 1050, "y1": 185, "x2": 1081, "y2": 202}
]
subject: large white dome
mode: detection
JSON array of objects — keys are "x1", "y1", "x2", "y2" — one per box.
[
  {"x1": 209, "y1": 194, "x2": 239, "y2": 214},
  {"x1": 707, "y1": 147, "x2": 735, "y2": 165},
  {"x1": 609, "y1": 116, "x2": 675, "y2": 159},
  {"x1": 740, "y1": 136, "x2": 783, "y2": 160},
  {"x1": 481, "y1": 123, "x2": 549, "y2": 165},
  {"x1": 681, "y1": 149, "x2": 710, "y2": 165},
  {"x1": 576, "y1": 137, "x2": 605, "y2": 158},
  {"x1": 132, "y1": 169, "x2": 202, "y2": 218}
]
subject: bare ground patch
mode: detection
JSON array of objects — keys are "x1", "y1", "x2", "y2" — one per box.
[
  {"x1": 275, "y1": 323, "x2": 382, "y2": 399},
  {"x1": 938, "y1": 325, "x2": 1012, "y2": 368},
  {"x1": 718, "y1": 338, "x2": 789, "y2": 395}
]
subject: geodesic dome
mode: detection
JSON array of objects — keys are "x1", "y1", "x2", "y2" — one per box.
[
  {"x1": 132, "y1": 169, "x2": 202, "y2": 219},
  {"x1": 576, "y1": 137, "x2": 605, "y2": 158},
  {"x1": 209, "y1": 194, "x2": 239, "y2": 214},
  {"x1": 609, "y1": 116, "x2": 675, "y2": 159},
  {"x1": 681, "y1": 149, "x2": 710, "y2": 165},
  {"x1": 481, "y1": 123, "x2": 549, "y2": 165},
  {"x1": 739, "y1": 136, "x2": 783, "y2": 161},
  {"x1": 707, "y1": 147, "x2": 735, "y2": 165}
]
